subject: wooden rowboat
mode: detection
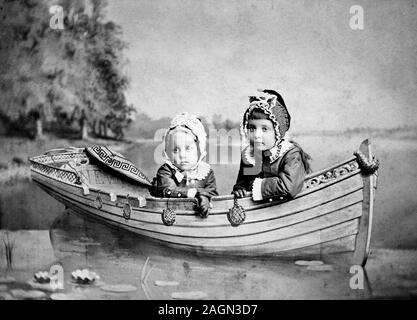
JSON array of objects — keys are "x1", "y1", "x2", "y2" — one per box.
[{"x1": 29, "y1": 139, "x2": 378, "y2": 266}]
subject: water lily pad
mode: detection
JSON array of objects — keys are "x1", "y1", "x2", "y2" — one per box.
[
  {"x1": 100, "y1": 284, "x2": 137, "y2": 293},
  {"x1": 26, "y1": 279, "x2": 57, "y2": 292},
  {"x1": 294, "y1": 260, "x2": 324, "y2": 266},
  {"x1": 306, "y1": 264, "x2": 334, "y2": 272},
  {"x1": 171, "y1": 291, "x2": 208, "y2": 300},
  {"x1": 71, "y1": 269, "x2": 100, "y2": 284},
  {"x1": 154, "y1": 280, "x2": 179, "y2": 287},
  {"x1": 11, "y1": 289, "x2": 47, "y2": 299},
  {"x1": 33, "y1": 271, "x2": 52, "y2": 284},
  {"x1": 69, "y1": 240, "x2": 101, "y2": 246},
  {"x1": 0, "y1": 276, "x2": 16, "y2": 284},
  {"x1": 50, "y1": 293, "x2": 86, "y2": 300},
  {"x1": 68, "y1": 279, "x2": 105, "y2": 287}
]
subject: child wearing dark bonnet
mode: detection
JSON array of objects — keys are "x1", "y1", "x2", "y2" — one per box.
[{"x1": 233, "y1": 89, "x2": 311, "y2": 201}]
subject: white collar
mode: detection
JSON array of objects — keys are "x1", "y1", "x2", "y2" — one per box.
[
  {"x1": 242, "y1": 139, "x2": 294, "y2": 166},
  {"x1": 165, "y1": 160, "x2": 211, "y2": 183}
]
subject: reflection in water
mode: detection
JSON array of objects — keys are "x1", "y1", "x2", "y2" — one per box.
[{"x1": 45, "y1": 209, "x2": 370, "y2": 300}]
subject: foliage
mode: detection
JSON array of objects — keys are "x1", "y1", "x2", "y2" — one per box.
[
  {"x1": 0, "y1": 0, "x2": 133, "y2": 139},
  {"x1": 126, "y1": 112, "x2": 240, "y2": 140},
  {"x1": 126, "y1": 112, "x2": 171, "y2": 140},
  {"x1": 212, "y1": 113, "x2": 239, "y2": 131}
]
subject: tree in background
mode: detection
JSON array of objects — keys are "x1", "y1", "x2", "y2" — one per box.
[
  {"x1": 0, "y1": 0, "x2": 50, "y2": 138},
  {"x1": 0, "y1": 0, "x2": 133, "y2": 140},
  {"x1": 212, "y1": 113, "x2": 239, "y2": 131},
  {"x1": 126, "y1": 112, "x2": 171, "y2": 140}
]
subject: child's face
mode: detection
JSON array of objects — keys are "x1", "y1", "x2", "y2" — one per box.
[
  {"x1": 247, "y1": 119, "x2": 276, "y2": 151},
  {"x1": 167, "y1": 131, "x2": 199, "y2": 171}
]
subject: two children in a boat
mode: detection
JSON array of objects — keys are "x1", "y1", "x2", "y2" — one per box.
[{"x1": 153, "y1": 90, "x2": 311, "y2": 217}]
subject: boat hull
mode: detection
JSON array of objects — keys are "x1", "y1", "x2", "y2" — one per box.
[{"x1": 30, "y1": 140, "x2": 378, "y2": 265}]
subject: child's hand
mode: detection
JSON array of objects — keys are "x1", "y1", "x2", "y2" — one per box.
[
  {"x1": 233, "y1": 188, "x2": 248, "y2": 198},
  {"x1": 196, "y1": 194, "x2": 211, "y2": 218}
]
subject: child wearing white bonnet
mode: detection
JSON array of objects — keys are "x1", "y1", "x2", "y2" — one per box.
[{"x1": 154, "y1": 112, "x2": 218, "y2": 217}]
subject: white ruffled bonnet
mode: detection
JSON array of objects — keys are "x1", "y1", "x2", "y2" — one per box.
[{"x1": 163, "y1": 112, "x2": 207, "y2": 164}]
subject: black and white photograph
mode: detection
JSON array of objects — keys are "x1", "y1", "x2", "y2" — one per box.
[{"x1": 0, "y1": 0, "x2": 416, "y2": 304}]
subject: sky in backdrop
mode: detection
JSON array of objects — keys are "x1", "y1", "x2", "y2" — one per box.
[{"x1": 106, "y1": 0, "x2": 416, "y2": 131}]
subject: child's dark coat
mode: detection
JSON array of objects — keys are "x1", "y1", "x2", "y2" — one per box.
[
  {"x1": 233, "y1": 140, "x2": 310, "y2": 201},
  {"x1": 153, "y1": 162, "x2": 218, "y2": 199}
]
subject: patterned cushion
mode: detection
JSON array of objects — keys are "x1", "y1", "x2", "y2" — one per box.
[{"x1": 86, "y1": 145, "x2": 152, "y2": 186}]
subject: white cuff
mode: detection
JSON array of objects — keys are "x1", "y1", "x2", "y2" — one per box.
[
  {"x1": 252, "y1": 178, "x2": 264, "y2": 201},
  {"x1": 187, "y1": 188, "x2": 197, "y2": 198},
  {"x1": 174, "y1": 171, "x2": 184, "y2": 183}
]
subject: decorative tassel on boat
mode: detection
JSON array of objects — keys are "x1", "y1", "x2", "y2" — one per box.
[
  {"x1": 353, "y1": 151, "x2": 379, "y2": 175},
  {"x1": 123, "y1": 203, "x2": 131, "y2": 220},
  {"x1": 227, "y1": 197, "x2": 246, "y2": 227},
  {"x1": 162, "y1": 208, "x2": 176, "y2": 226},
  {"x1": 95, "y1": 195, "x2": 103, "y2": 209}
]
